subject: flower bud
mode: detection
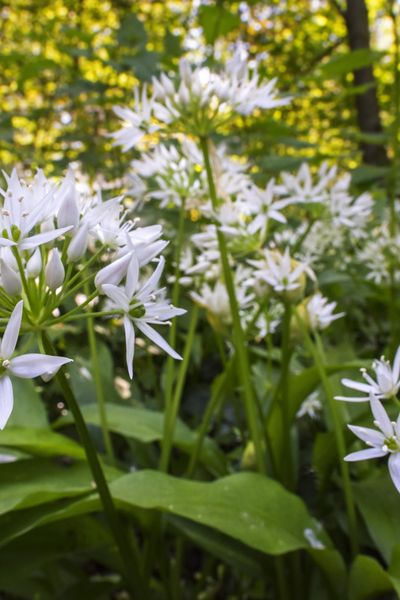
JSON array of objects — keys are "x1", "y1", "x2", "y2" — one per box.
[
  {"x1": 0, "y1": 259, "x2": 22, "y2": 296},
  {"x1": 57, "y1": 172, "x2": 80, "y2": 231},
  {"x1": 26, "y1": 248, "x2": 42, "y2": 279},
  {"x1": 95, "y1": 251, "x2": 133, "y2": 291},
  {"x1": 67, "y1": 224, "x2": 89, "y2": 262},
  {"x1": 45, "y1": 249, "x2": 65, "y2": 291}
]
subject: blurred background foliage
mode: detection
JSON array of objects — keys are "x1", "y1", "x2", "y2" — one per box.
[{"x1": 0, "y1": 0, "x2": 398, "y2": 184}]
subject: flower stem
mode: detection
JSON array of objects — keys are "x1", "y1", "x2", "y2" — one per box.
[
  {"x1": 160, "y1": 304, "x2": 199, "y2": 472},
  {"x1": 199, "y1": 135, "x2": 266, "y2": 474},
  {"x1": 41, "y1": 332, "x2": 147, "y2": 598},
  {"x1": 295, "y1": 315, "x2": 359, "y2": 556},
  {"x1": 279, "y1": 302, "x2": 294, "y2": 488},
  {"x1": 86, "y1": 313, "x2": 114, "y2": 463},
  {"x1": 162, "y1": 200, "x2": 187, "y2": 432}
]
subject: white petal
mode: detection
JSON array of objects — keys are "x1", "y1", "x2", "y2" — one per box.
[
  {"x1": 348, "y1": 424, "x2": 385, "y2": 446},
  {"x1": 95, "y1": 252, "x2": 132, "y2": 290},
  {"x1": 393, "y1": 346, "x2": 400, "y2": 381},
  {"x1": 135, "y1": 321, "x2": 182, "y2": 360},
  {"x1": 9, "y1": 354, "x2": 72, "y2": 379},
  {"x1": 344, "y1": 448, "x2": 387, "y2": 461},
  {"x1": 1, "y1": 300, "x2": 23, "y2": 358},
  {"x1": 370, "y1": 396, "x2": 393, "y2": 437},
  {"x1": 334, "y1": 395, "x2": 370, "y2": 403},
  {"x1": 0, "y1": 376, "x2": 13, "y2": 429},
  {"x1": 19, "y1": 227, "x2": 72, "y2": 250},
  {"x1": 125, "y1": 254, "x2": 139, "y2": 298},
  {"x1": 138, "y1": 256, "x2": 165, "y2": 299},
  {"x1": 102, "y1": 284, "x2": 129, "y2": 312},
  {"x1": 388, "y1": 453, "x2": 400, "y2": 493},
  {"x1": 123, "y1": 316, "x2": 135, "y2": 379},
  {"x1": 341, "y1": 378, "x2": 373, "y2": 394}
]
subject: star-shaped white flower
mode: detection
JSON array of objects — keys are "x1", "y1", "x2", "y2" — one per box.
[
  {"x1": 0, "y1": 301, "x2": 72, "y2": 429},
  {"x1": 335, "y1": 346, "x2": 400, "y2": 402},
  {"x1": 103, "y1": 256, "x2": 185, "y2": 378},
  {"x1": 345, "y1": 395, "x2": 400, "y2": 493}
]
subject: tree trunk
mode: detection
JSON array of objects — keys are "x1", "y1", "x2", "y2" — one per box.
[{"x1": 344, "y1": 0, "x2": 388, "y2": 165}]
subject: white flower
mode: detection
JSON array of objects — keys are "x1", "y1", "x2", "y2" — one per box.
[
  {"x1": 297, "y1": 391, "x2": 322, "y2": 419},
  {"x1": 345, "y1": 395, "x2": 400, "y2": 493},
  {"x1": 0, "y1": 301, "x2": 72, "y2": 429},
  {"x1": 102, "y1": 256, "x2": 184, "y2": 378},
  {"x1": 250, "y1": 248, "x2": 315, "y2": 293},
  {"x1": 111, "y1": 86, "x2": 159, "y2": 152},
  {"x1": 275, "y1": 162, "x2": 336, "y2": 205},
  {"x1": 335, "y1": 346, "x2": 400, "y2": 402},
  {"x1": 306, "y1": 293, "x2": 344, "y2": 331},
  {"x1": 0, "y1": 170, "x2": 72, "y2": 250}
]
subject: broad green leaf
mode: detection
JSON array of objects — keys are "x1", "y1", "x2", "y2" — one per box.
[
  {"x1": 308, "y1": 548, "x2": 347, "y2": 600},
  {"x1": 198, "y1": 5, "x2": 240, "y2": 44},
  {"x1": 55, "y1": 404, "x2": 226, "y2": 474},
  {"x1": 348, "y1": 555, "x2": 394, "y2": 600},
  {"x1": 354, "y1": 473, "x2": 400, "y2": 563},
  {"x1": 0, "y1": 458, "x2": 117, "y2": 516},
  {"x1": 0, "y1": 427, "x2": 84, "y2": 459},
  {"x1": 318, "y1": 49, "x2": 383, "y2": 79},
  {"x1": 110, "y1": 470, "x2": 325, "y2": 555},
  {"x1": 8, "y1": 378, "x2": 47, "y2": 428}
]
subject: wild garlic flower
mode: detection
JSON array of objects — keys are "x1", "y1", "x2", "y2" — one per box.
[
  {"x1": 305, "y1": 293, "x2": 344, "y2": 331},
  {"x1": 345, "y1": 395, "x2": 400, "y2": 493},
  {"x1": 249, "y1": 248, "x2": 315, "y2": 297},
  {"x1": 103, "y1": 255, "x2": 185, "y2": 378},
  {"x1": 191, "y1": 278, "x2": 253, "y2": 334},
  {"x1": 275, "y1": 163, "x2": 336, "y2": 205},
  {"x1": 335, "y1": 346, "x2": 400, "y2": 402},
  {"x1": 112, "y1": 53, "x2": 289, "y2": 140},
  {"x1": 0, "y1": 301, "x2": 72, "y2": 429},
  {"x1": 111, "y1": 86, "x2": 160, "y2": 152},
  {"x1": 297, "y1": 391, "x2": 322, "y2": 419}
]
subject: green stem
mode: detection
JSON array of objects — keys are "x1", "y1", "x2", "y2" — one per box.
[
  {"x1": 199, "y1": 135, "x2": 266, "y2": 474},
  {"x1": 296, "y1": 316, "x2": 358, "y2": 556},
  {"x1": 86, "y1": 313, "x2": 114, "y2": 463},
  {"x1": 41, "y1": 332, "x2": 147, "y2": 598},
  {"x1": 163, "y1": 201, "x2": 187, "y2": 427},
  {"x1": 160, "y1": 305, "x2": 199, "y2": 472},
  {"x1": 186, "y1": 357, "x2": 234, "y2": 477},
  {"x1": 279, "y1": 302, "x2": 294, "y2": 488}
]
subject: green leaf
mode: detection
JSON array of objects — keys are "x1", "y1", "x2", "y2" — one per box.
[
  {"x1": 55, "y1": 404, "x2": 226, "y2": 475},
  {"x1": 318, "y1": 49, "x2": 383, "y2": 79},
  {"x1": 8, "y1": 378, "x2": 47, "y2": 428},
  {"x1": 0, "y1": 458, "x2": 114, "y2": 516},
  {"x1": 198, "y1": 5, "x2": 241, "y2": 44},
  {"x1": 117, "y1": 13, "x2": 147, "y2": 48},
  {"x1": 354, "y1": 473, "x2": 400, "y2": 563},
  {"x1": 0, "y1": 427, "x2": 84, "y2": 460},
  {"x1": 110, "y1": 470, "x2": 324, "y2": 555},
  {"x1": 348, "y1": 555, "x2": 394, "y2": 600}
]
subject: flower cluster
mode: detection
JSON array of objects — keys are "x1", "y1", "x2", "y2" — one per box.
[{"x1": 0, "y1": 167, "x2": 184, "y2": 428}]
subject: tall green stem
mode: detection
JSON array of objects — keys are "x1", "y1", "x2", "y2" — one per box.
[
  {"x1": 160, "y1": 304, "x2": 199, "y2": 472},
  {"x1": 199, "y1": 136, "x2": 266, "y2": 474},
  {"x1": 162, "y1": 200, "x2": 187, "y2": 462},
  {"x1": 278, "y1": 302, "x2": 294, "y2": 488},
  {"x1": 296, "y1": 316, "x2": 358, "y2": 556},
  {"x1": 87, "y1": 315, "x2": 114, "y2": 463},
  {"x1": 41, "y1": 332, "x2": 147, "y2": 598},
  {"x1": 388, "y1": 4, "x2": 400, "y2": 355}
]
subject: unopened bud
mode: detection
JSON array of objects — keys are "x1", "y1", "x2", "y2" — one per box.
[
  {"x1": 26, "y1": 248, "x2": 42, "y2": 278},
  {"x1": 57, "y1": 172, "x2": 80, "y2": 230},
  {"x1": 45, "y1": 249, "x2": 65, "y2": 291},
  {"x1": 67, "y1": 224, "x2": 89, "y2": 262},
  {"x1": 0, "y1": 259, "x2": 22, "y2": 296}
]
